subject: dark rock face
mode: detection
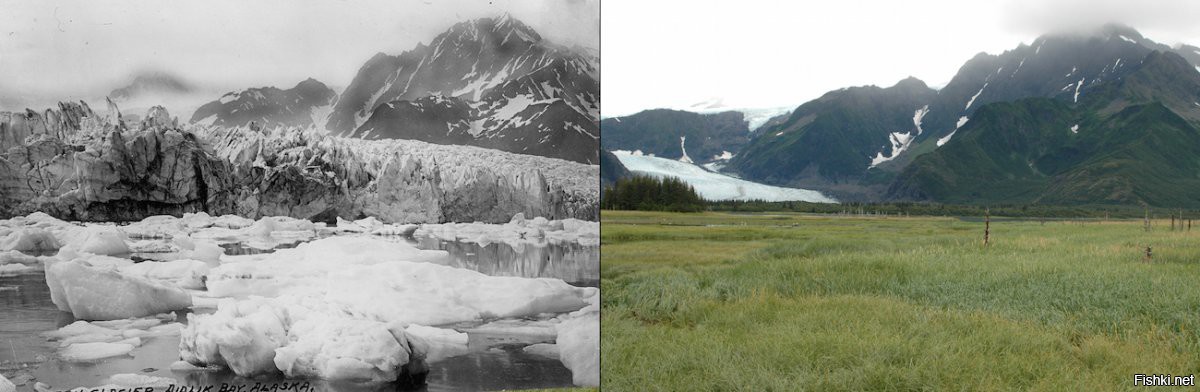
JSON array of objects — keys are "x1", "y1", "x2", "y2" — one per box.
[
  {"x1": 328, "y1": 15, "x2": 599, "y2": 164},
  {"x1": 190, "y1": 78, "x2": 337, "y2": 129},
  {"x1": 599, "y1": 150, "x2": 630, "y2": 188}
]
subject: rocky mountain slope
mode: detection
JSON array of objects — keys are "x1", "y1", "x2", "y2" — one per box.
[
  {"x1": 727, "y1": 77, "x2": 937, "y2": 198},
  {"x1": 0, "y1": 101, "x2": 597, "y2": 222},
  {"x1": 888, "y1": 50, "x2": 1200, "y2": 207},
  {"x1": 326, "y1": 15, "x2": 599, "y2": 164},
  {"x1": 723, "y1": 24, "x2": 1200, "y2": 203},
  {"x1": 600, "y1": 109, "x2": 750, "y2": 166},
  {"x1": 600, "y1": 149, "x2": 629, "y2": 188},
  {"x1": 189, "y1": 78, "x2": 337, "y2": 130}
]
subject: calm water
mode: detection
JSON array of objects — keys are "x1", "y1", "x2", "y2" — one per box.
[{"x1": 0, "y1": 233, "x2": 596, "y2": 391}]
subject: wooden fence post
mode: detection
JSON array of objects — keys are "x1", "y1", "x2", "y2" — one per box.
[{"x1": 984, "y1": 208, "x2": 991, "y2": 246}]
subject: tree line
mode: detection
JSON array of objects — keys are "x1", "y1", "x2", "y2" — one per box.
[{"x1": 601, "y1": 174, "x2": 705, "y2": 212}]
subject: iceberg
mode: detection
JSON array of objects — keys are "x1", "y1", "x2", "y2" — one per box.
[
  {"x1": 58, "y1": 342, "x2": 135, "y2": 362},
  {"x1": 556, "y1": 290, "x2": 600, "y2": 386},
  {"x1": 181, "y1": 298, "x2": 430, "y2": 382},
  {"x1": 67, "y1": 226, "x2": 131, "y2": 255},
  {"x1": 0, "y1": 228, "x2": 61, "y2": 252},
  {"x1": 414, "y1": 213, "x2": 600, "y2": 247},
  {"x1": 45, "y1": 258, "x2": 193, "y2": 320}
]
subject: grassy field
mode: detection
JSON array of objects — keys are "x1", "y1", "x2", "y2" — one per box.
[{"x1": 601, "y1": 210, "x2": 1200, "y2": 391}]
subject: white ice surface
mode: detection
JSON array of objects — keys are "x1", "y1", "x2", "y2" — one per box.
[
  {"x1": 612, "y1": 151, "x2": 836, "y2": 203},
  {"x1": 556, "y1": 289, "x2": 599, "y2": 386},
  {"x1": 45, "y1": 258, "x2": 193, "y2": 320},
  {"x1": 184, "y1": 235, "x2": 594, "y2": 380},
  {"x1": 415, "y1": 213, "x2": 599, "y2": 247}
]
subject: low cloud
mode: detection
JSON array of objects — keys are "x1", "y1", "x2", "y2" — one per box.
[
  {"x1": 0, "y1": 0, "x2": 598, "y2": 110},
  {"x1": 1002, "y1": 0, "x2": 1200, "y2": 44}
]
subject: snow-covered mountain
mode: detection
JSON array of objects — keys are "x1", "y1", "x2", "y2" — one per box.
[
  {"x1": 612, "y1": 150, "x2": 835, "y2": 203},
  {"x1": 327, "y1": 15, "x2": 600, "y2": 164},
  {"x1": 189, "y1": 78, "x2": 337, "y2": 130}
]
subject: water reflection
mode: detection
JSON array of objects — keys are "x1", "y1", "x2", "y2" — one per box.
[{"x1": 410, "y1": 237, "x2": 599, "y2": 287}]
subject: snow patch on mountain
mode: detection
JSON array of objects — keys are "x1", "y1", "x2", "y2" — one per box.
[
  {"x1": 1074, "y1": 78, "x2": 1086, "y2": 103},
  {"x1": 612, "y1": 151, "x2": 835, "y2": 203},
  {"x1": 678, "y1": 136, "x2": 693, "y2": 164},
  {"x1": 913, "y1": 105, "x2": 929, "y2": 135},
  {"x1": 869, "y1": 131, "x2": 913, "y2": 169},
  {"x1": 965, "y1": 83, "x2": 987, "y2": 110},
  {"x1": 937, "y1": 116, "x2": 970, "y2": 147}
]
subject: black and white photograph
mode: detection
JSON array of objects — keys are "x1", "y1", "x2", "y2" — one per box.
[{"x1": 0, "y1": 1, "x2": 599, "y2": 391}]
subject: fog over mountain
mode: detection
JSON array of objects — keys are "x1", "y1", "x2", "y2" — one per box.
[
  {"x1": 601, "y1": 0, "x2": 1200, "y2": 117},
  {"x1": 0, "y1": 0, "x2": 598, "y2": 111}
]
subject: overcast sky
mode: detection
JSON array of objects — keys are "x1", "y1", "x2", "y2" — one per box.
[
  {"x1": 601, "y1": 0, "x2": 1200, "y2": 117},
  {"x1": 0, "y1": 0, "x2": 598, "y2": 107}
]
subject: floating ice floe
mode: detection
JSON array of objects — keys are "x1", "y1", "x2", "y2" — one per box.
[
  {"x1": 181, "y1": 297, "x2": 429, "y2": 382},
  {"x1": 68, "y1": 226, "x2": 131, "y2": 255},
  {"x1": 45, "y1": 257, "x2": 193, "y2": 320},
  {"x1": 403, "y1": 324, "x2": 469, "y2": 363},
  {"x1": 42, "y1": 314, "x2": 181, "y2": 362},
  {"x1": 0, "y1": 250, "x2": 45, "y2": 276},
  {"x1": 522, "y1": 343, "x2": 559, "y2": 359},
  {"x1": 183, "y1": 235, "x2": 595, "y2": 382},
  {"x1": 415, "y1": 213, "x2": 600, "y2": 247},
  {"x1": 556, "y1": 289, "x2": 599, "y2": 386}
]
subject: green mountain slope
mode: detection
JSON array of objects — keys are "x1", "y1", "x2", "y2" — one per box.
[
  {"x1": 727, "y1": 77, "x2": 936, "y2": 198},
  {"x1": 600, "y1": 109, "x2": 749, "y2": 164},
  {"x1": 888, "y1": 51, "x2": 1200, "y2": 207}
]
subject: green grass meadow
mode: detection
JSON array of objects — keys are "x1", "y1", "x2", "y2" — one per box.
[{"x1": 601, "y1": 211, "x2": 1200, "y2": 391}]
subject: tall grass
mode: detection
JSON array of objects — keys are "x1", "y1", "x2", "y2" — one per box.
[{"x1": 602, "y1": 211, "x2": 1200, "y2": 391}]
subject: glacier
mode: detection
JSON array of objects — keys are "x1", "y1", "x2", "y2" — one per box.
[
  {"x1": 612, "y1": 151, "x2": 836, "y2": 203},
  {"x1": 0, "y1": 102, "x2": 598, "y2": 224}
]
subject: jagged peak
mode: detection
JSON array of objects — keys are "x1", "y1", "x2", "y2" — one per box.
[{"x1": 439, "y1": 14, "x2": 543, "y2": 46}]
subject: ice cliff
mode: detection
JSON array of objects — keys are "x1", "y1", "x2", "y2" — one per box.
[{"x1": 0, "y1": 101, "x2": 598, "y2": 223}]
